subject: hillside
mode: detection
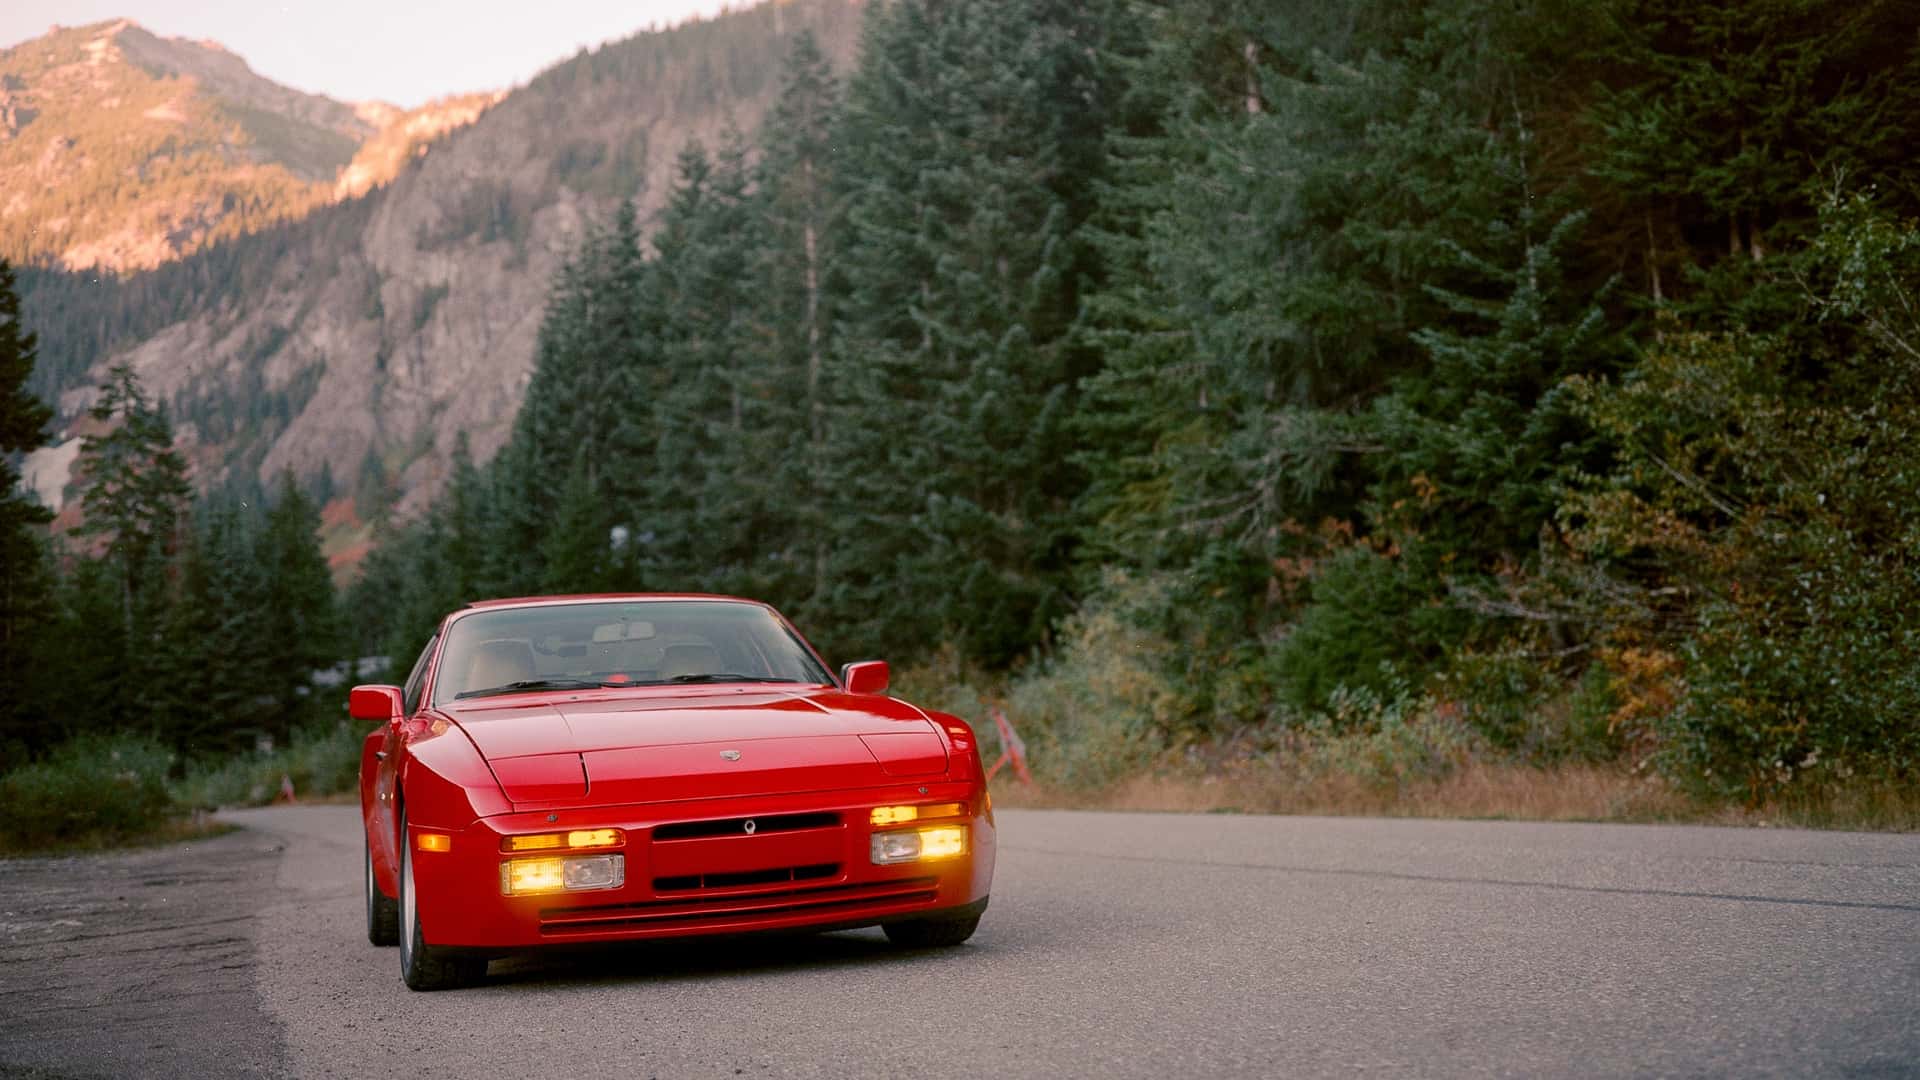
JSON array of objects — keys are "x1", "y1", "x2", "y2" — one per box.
[
  {"x1": 17, "y1": 0, "x2": 864, "y2": 537},
  {"x1": 8, "y1": 0, "x2": 1920, "y2": 827},
  {"x1": 0, "y1": 19, "x2": 502, "y2": 273},
  {"x1": 0, "y1": 19, "x2": 380, "y2": 271},
  {"x1": 332, "y1": 92, "x2": 505, "y2": 201}
]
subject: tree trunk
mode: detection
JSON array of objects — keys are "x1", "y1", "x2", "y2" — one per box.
[
  {"x1": 1244, "y1": 41, "x2": 1261, "y2": 115},
  {"x1": 803, "y1": 158, "x2": 825, "y2": 597},
  {"x1": 1646, "y1": 210, "x2": 1663, "y2": 304}
]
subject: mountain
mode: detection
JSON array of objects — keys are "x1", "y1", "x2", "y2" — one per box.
[
  {"x1": 16, "y1": 0, "x2": 865, "y2": 557},
  {"x1": 0, "y1": 19, "x2": 472, "y2": 271}
]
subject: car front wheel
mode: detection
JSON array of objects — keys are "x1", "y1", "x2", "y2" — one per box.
[
  {"x1": 398, "y1": 807, "x2": 485, "y2": 991},
  {"x1": 365, "y1": 837, "x2": 398, "y2": 946}
]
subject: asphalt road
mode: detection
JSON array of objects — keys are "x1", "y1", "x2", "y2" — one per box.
[{"x1": 2, "y1": 806, "x2": 1917, "y2": 1079}]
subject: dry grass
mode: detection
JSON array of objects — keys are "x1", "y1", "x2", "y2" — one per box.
[
  {"x1": 988, "y1": 763, "x2": 1920, "y2": 831},
  {"x1": 0, "y1": 816, "x2": 235, "y2": 859},
  {"x1": 1760, "y1": 782, "x2": 1920, "y2": 832}
]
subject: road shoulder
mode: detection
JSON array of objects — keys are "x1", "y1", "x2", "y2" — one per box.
[{"x1": 0, "y1": 827, "x2": 291, "y2": 1078}]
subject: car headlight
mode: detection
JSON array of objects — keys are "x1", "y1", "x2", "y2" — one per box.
[
  {"x1": 500, "y1": 854, "x2": 626, "y2": 895},
  {"x1": 870, "y1": 825, "x2": 967, "y2": 865}
]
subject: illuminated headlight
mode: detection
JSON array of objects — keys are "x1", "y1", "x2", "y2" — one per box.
[
  {"x1": 870, "y1": 825, "x2": 967, "y2": 865},
  {"x1": 500, "y1": 854, "x2": 626, "y2": 895}
]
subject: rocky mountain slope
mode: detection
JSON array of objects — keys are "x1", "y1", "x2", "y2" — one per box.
[
  {"x1": 332, "y1": 92, "x2": 504, "y2": 202},
  {"x1": 0, "y1": 20, "x2": 489, "y2": 271},
  {"x1": 20, "y1": 0, "x2": 864, "y2": 530}
]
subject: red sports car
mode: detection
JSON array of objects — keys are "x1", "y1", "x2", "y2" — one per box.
[{"x1": 351, "y1": 594, "x2": 995, "y2": 990}]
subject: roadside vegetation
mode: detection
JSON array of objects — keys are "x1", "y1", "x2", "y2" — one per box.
[
  {"x1": 0, "y1": 721, "x2": 362, "y2": 854},
  {"x1": 4, "y1": 0, "x2": 1919, "y2": 850},
  {"x1": 171, "y1": 721, "x2": 362, "y2": 811}
]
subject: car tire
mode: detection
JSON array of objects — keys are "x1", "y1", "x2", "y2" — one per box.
[
  {"x1": 398, "y1": 807, "x2": 485, "y2": 991},
  {"x1": 366, "y1": 837, "x2": 399, "y2": 946},
  {"x1": 883, "y1": 912, "x2": 981, "y2": 948}
]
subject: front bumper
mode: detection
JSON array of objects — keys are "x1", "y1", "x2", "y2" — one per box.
[{"x1": 409, "y1": 782, "x2": 994, "y2": 950}]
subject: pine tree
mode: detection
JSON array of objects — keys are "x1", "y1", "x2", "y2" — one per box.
[
  {"x1": 1070, "y1": 0, "x2": 1630, "y2": 712},
  {"x1": 1073, "y1": 0, "x2": 1255, "y2": 571},
  {"x1": 75, "y1": 362, "x2": 191, "y2": 732},
  {"x1": 255, "y1": 474, "x2": 341, "y2": 734},
  {"x1": 28, "y1": 553, "x2": 126, "y2": 746},
  {"x1": 345, "y1": 525, "x2": 432, "y2": 682},
  {"x1": 78, "y1": 364, "x2": 191, "y2": 615},
  {"x1": 0, "y1": 260, "x2": 54, "y2": 460},
  {"x1": 660, "y1": 134, "x2": 762, "y2": 591},
  {"x1": 522, "y1": 203, "x2": 655, "y2": 590},
  {"x1": 540, "y1": 452, "x2": 613, "y2": 592},
  {"x1": 313, "y1": 460, "x2": 337, "y2": 506},
  {"x1": 160, "y1": 496, "x2": 271, "y2": 751},
  {"x1": 1588, "y1": 0, "x2": 1920, "y2": 307},
  {"x1": 0, "y1": 258, "x2": 53, "y2": 750},
  {"x1": 480, "y1": 440, "x2": 554, "y2": 597},
  {"x1": 750, "y1": 30, "x2": 843, "y2": 609},
  {"x1": 821, "y1": 0, "x2": 1117, "y2": 664},
  {"x1": 353, "y1": 443, "x2": 393, "y2": 523},
  {"x1": 439, "y1": 435, "x2": 487, "y2": 603}
]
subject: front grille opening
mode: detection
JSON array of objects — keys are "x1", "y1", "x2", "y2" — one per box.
[
  {"x1": 537, "y1": 876, "x2": 941, "y2": 935},
  {"x1": 653, "y1": 811, "x2": 840, "y2": 841},
  {"x1": 654, "y1": 862, "x2": 839, "y2": 892}
]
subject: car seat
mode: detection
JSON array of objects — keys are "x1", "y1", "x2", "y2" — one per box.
[
  {"x1": 659, "y1": 643, "x2": 722, "y2": 680},
  {"x1": 463, "y1": 639, "x2": 536, "y2": 693}
]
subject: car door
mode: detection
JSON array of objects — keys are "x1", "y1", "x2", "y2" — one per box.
[{"x1": 375, "y1": 632, "x2": 437, "y2": 875}]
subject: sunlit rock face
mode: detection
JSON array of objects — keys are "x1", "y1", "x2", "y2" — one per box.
[
  {"x1": 0, "y1": 19, "x2": 408, "y2": 272},
  {"x1": 19, "y1": 436, "x2": 82, "y2": 513},
  {"x1": 0, "y1": 20, "x2": 506, "y2": 275},
  {"x1": 333, "y1": 93, "x2": 505, "y2": 202}
]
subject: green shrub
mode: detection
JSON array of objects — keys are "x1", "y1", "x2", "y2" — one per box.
[
  {"x1": 1289, "y1": 683, "x2": 1484, "y2": 790},
  {"x1": 1273, "y1": 544, "x2": 1471, "y2": 713},
  {"x1": 174, "y1": 720, "x2": 363, "y2": 809},
  {"x1": 889, "y1": 644, "x2": 999, "y2": 731},
  {"x1": 1003, "y1": 575, "x2": 1181, "y2": 789},
  {"x1": 1549, "y1": 663, "x2": 1628, "y2": 765},
  {"x1": 1431, "y1": 645, "x2": 1620, "y2": 762},
  {"x1": 0, "y1": 734, "x2": 177, "y2": 849},
  {"x1": 1564, "y1": 199, "x2": 1920, "y2": 798}
]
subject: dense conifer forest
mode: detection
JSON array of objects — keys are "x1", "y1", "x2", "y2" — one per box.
[{"x1": 4, "y1": 0, "x2": 1919, "y2": 840}]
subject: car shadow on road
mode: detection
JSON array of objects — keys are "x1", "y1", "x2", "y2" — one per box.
[{"x1": 476, "y1": 928, "x2": 961, "y2": 990}]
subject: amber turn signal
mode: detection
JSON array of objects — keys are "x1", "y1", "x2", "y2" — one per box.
[
  {"x1": 500, "y1": 828, "x2": 624, "y2": 853},
  {"x1": 870, "y1": 802, "x2": 967, "y2": 827},
  {"x1": 414, "y1": 831, "x2": 451, "y2": 853}
]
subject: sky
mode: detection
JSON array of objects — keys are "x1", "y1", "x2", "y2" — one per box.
[{"x1": 0, "y1": 0, "x2": 745, "y2": 108}]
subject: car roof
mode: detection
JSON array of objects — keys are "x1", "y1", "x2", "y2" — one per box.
[{"x1": 459, "y1": 593, "x2": 765, "y2": 611}]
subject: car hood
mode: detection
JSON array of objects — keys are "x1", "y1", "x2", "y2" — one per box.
[{"x1": 443, "y1": 686, "x2": 948, "y2": 809}]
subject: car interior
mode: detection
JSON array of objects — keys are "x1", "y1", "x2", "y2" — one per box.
[{"x1": 430, "y1": 602, "x2": 833, "y2": 702}]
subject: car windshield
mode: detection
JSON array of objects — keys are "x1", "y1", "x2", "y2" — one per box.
[{"x1": 432, "y1": 600, "x2": 832, "y2": 705}]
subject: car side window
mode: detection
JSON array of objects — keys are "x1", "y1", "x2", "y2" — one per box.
[{"x1": 401, "y1": 634, "x2": 438, "y2": 715}]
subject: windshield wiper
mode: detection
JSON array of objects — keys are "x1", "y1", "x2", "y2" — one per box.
[
  {"x1": 455, "y1": 678, "x2": 606, "y2": 700},
  {"x1": 666, "y1": 674, "x2": 802, "y2": 684}
]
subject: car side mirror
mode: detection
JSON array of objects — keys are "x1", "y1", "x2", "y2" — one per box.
[
  {"x1": 349, "y1": 684, "x2": 404, "y2": 722},
  {"x1": 841, "y1": 660, "x2": 889, "y2": 695}
]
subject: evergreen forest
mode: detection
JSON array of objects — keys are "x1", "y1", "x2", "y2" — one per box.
[{"x1": 5, "y1": 0, "x2": 1920, "y2": 842}]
